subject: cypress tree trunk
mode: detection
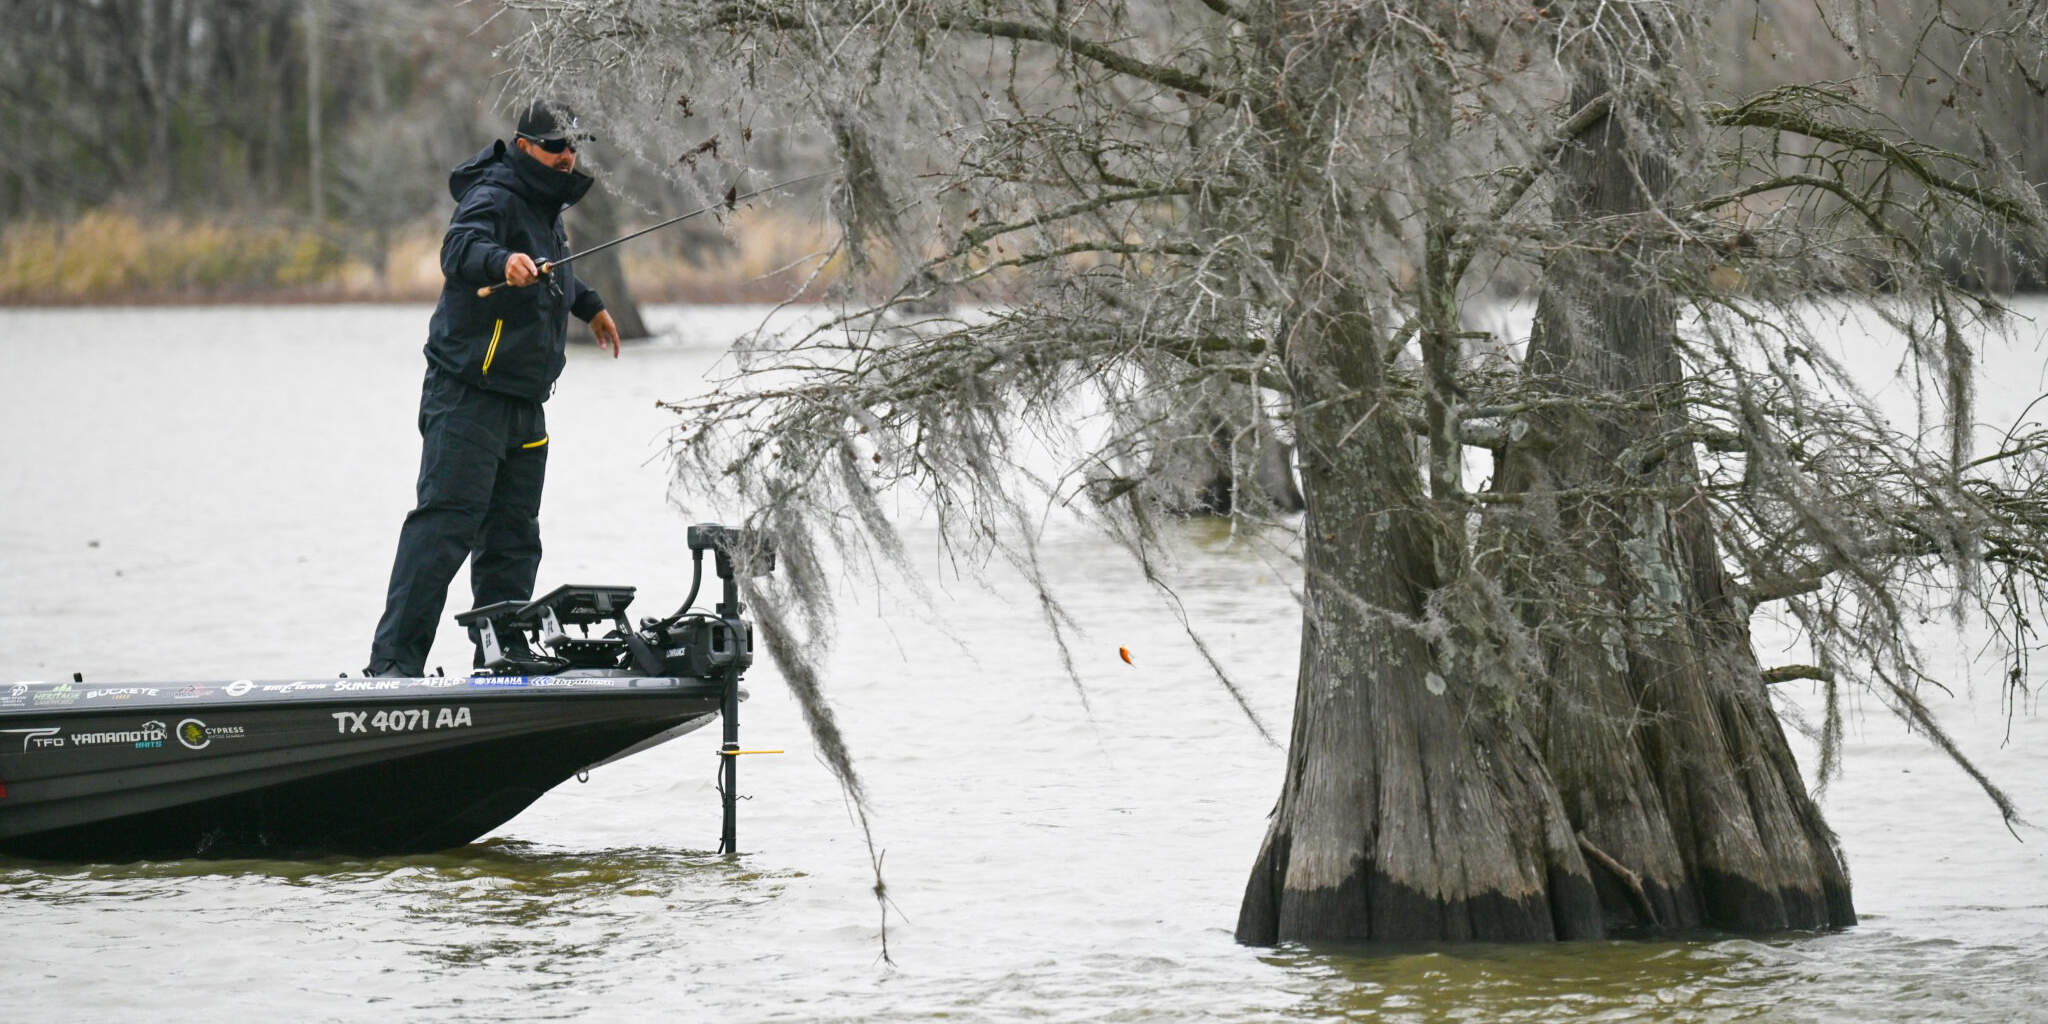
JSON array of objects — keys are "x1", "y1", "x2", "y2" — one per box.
[
  {"x1": 1140, "y1": 391, "x2": 1302, "y2": 517},
  {"x1": 1239, "y1": 6, "x2": 1851, "y2": 944},
  {"x1": 1488, "y1": 71, "x2": 1854, "y2": 932},
  {"x1": 1234, "y1": 272, "x2": 1604, "y2": 943},
  {"x1": 569, "y1": 183, "x2": 652, "y2": 340},
  {"x1": 1234, "y1": 11, "x2": 1603, "y2": 926}
]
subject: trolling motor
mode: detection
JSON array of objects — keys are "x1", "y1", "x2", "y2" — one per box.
[
  {"x1": 450, "y1": 522, "x2": 773, "y2": 679},
  {"x1": 450, "y1": 522, "x2": 775, "y2": 853},
  {"x1": 648, "y1": 522, "x2": 777, "y2": 681}
]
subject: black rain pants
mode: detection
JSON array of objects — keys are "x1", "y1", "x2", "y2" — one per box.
[{"x1": 368, "y1": 369, "x2": 548, "y2": 676}]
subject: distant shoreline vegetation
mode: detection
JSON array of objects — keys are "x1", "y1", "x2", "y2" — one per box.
[{"x1": 0, "y1": 207, "x2": 838, "y2": 307}]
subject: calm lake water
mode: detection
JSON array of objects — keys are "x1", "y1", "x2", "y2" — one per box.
[{"x1": 2, "y1": 303, "x2": 2045, "y2": 1022}]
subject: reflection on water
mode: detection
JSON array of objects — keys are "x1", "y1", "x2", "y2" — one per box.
[
  {"x1": 0, "y1": 840, "x2": 799, "y2": 1011},
  {"x1": 1276, "y1": 940, "x2": 1761, "y2": 1021},
  {"x1": 0, "y1": 840, "x2": 794, "y2": 940},
  {"x1": 1, "y1": 305, "x2": 2045, "y2": 1021},
  {"x1": 1272, "y1": 928, "x2": 2048, "y2": 1022}
]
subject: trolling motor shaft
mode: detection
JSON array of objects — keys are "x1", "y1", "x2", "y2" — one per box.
[{"x1": 677, "y1": 522, "x2": 776, "y2": 855}]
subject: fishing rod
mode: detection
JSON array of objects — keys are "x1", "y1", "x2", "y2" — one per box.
[{"x1": 476, "y1": 169, "x2": 836, "y2": 298}]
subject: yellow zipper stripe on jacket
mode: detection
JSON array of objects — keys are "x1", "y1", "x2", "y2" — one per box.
[{"x1": 482, "y1": 318, "x2": 504, "y2": 375}]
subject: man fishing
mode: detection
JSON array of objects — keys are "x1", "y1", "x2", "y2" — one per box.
[{"x1": 365, "y1": 100, "x2": 622, "y2": 678}]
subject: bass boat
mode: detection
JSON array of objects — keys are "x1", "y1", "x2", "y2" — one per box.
[{"x1": 0, "y1": 524, "x2": 771, "y2": 862}]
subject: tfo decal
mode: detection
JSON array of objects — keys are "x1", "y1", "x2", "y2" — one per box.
[{"x1": 1, "y1": 726, "x2": 62, "y2": 752}]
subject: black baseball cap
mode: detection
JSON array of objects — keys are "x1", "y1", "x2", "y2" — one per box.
[{"x1": 515, "y1": 100, "x2": 589, "y2": 142}]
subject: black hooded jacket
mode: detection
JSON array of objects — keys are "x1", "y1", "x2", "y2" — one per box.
[{"x1": 423, "y1": 141, "x2": 606, "y2": 401}]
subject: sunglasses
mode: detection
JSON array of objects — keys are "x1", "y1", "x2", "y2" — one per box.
[{"x1": 519, "y1": 132, "x2": 576, "y2": 154}]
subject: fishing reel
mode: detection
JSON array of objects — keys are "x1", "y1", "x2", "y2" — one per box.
[{"x1": 452, "y1": 522, "x2": 774, "y2": 679}]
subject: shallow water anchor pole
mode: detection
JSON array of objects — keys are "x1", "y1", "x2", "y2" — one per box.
[
  {"x1": 713, "y1": 530, "x2": 747, "y2": 855},
  {"x1": 691, "y1": 521, "x2": 773, "y2": 855},
  {"x1": 718, "y1": 671, "x2": 741, "y2": 855}
]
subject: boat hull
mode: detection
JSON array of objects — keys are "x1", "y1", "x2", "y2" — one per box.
[{"x1": 0, "y1": 676, "x2": 727, "y2": 861}]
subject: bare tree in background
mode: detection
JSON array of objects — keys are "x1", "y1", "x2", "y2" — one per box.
[
  {"x1": 568, "y1": 147, "x2": 653, "y2": 339},
  {"x1": 502, "y1": 0, "x2": 2048, "y2": 942}
]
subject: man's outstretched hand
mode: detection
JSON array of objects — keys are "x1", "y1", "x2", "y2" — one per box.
[{"x1": 591, "y1": 309, "x2": 621, "y2": 357}]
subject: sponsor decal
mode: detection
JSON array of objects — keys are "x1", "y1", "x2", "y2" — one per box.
[
  {"x1": 85, "y1": 687, "x2": 160, "y2": 701},
  {"x1": 2, "y1": 726, "x2": 63, "y2": 752},
  {"x1": 174, "y1": 685, "x2": 217, "y2": 700},
  {"x1": 469, "y1": 677, "x2": 530, "y2": 688},
  {"x1": 529, "y1": 679, "x2": 623, "y2": 688},
  {"x1": 32, "y1": 684, "x2": 81, "y2": 707},
  {"x1": 333, "y1": 681, "x2": 409, "y2": 692},
  {"x1": 331, "y1": 707, "x2": 473, "y2": 734},
  {"x1": 259, "y1": 682, "x2": 329, "y2": 694},
  {"x1": 69, "y1": 720, "x2": 167, "y2": 749},
  {"x1": 10, "y1": 683, "x2": 27, "y2": 698},
  {"x1": 224, "y1": 680, "x2": 255, "y2": 697},
  {"x1": 175, "y1": 718, "x2": 246, "y2": 750}
]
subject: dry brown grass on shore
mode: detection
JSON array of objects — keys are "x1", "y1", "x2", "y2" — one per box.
[
  {"x1": 0, "y1": 210, "x2": 343, "y2": 304},
  {"x1": 0, "y1": 206, "x2": 843, "y2": 307}
]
